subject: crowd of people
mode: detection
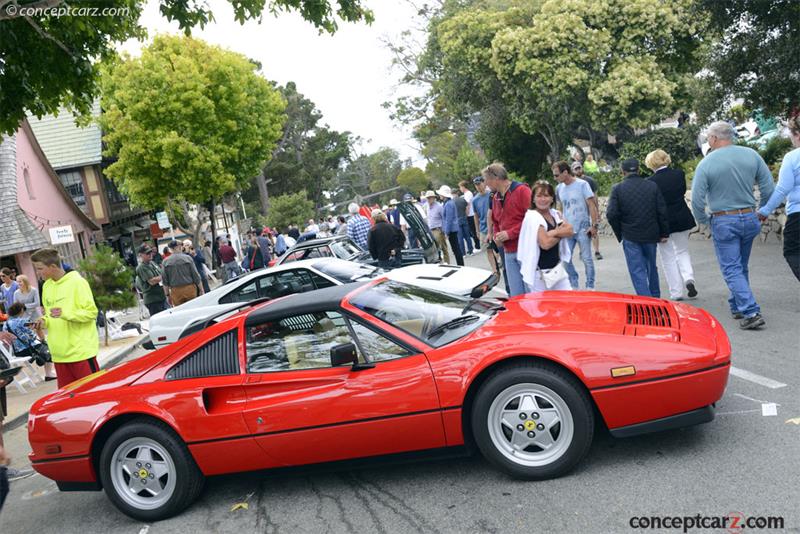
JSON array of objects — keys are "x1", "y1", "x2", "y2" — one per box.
[{"x1": 0, "y1": 116, "x2": 798, "y2": 494}]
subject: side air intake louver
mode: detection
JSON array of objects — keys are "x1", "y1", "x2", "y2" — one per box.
[
  {"x1": 166, "y1": 330, "x2": 239, "y2": 380},
  {"x1": 626, "y1": 303, "x2": 672, "y2": 328}
]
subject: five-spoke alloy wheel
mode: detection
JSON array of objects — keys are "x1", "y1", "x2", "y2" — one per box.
[
  {"x1": 99, "y1": 419, "x2": 204, "y2": 521},
  {"x1": 471, "y1": 362, "x2": 594, "y2": 479}
]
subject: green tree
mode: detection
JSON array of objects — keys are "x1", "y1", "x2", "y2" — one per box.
[
  {"x1": 246, "y1": 82, "x2": 353, "y2": 213},
  {"x1": 0, "y1": 0, "x2": 373, "y2": 134},
  {"x1": 78, "y1": 245, "x2": 136, "y2": 346},
  {"x1": 396, "y1": 167, "x2": 429, "y2": 194},
  {"x1": 99, "y1": 34, "x2": 286, "y2": 242},
  {"x1": 265, "y1": 191, "x2": 315, "y2": 229},
  {"x1": 696, "y1": 0, "x2": 800, "y2": 117}
]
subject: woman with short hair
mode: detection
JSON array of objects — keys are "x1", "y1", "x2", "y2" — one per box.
[
  {"x1": 517, "y1": 181, "x2": 574, "y2": 292},
  {"x1": 646, "y1": 149, "x2": 698, "y2": 300}
]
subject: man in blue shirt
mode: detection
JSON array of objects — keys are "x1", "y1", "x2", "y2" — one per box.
[
  {"x1": 554, "y1": 161, "x2": 599, "y2": 289},
  {"x1": 438, "y1": 185, "x2": 464, "y2": 266},
  {"x1": 346, "y1": 202, "x2": 371, "y2": 250},
  {"x1": 472, "y1": 176, "x2": 498, "y2": 273},
  {"x1": 426, "y1": 191, "x2": 449, "y2": 264},
  {"x1": 692, "y1": 121, "x2": 775, "y2": 330}
]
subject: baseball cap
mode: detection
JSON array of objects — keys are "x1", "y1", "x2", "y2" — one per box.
[
  {"x1": 137, "y1": 244, "x2": 152, "y2": 254},
  {"x1": 168, "y1": 240, "x2": 180, "y2": 249},
  {"x1": 571, "y1": 161, "x2": 583, "y2": 170},
  {"x1": 621, "y1": 158, "x2": 639, "y2": 172},
  {"x1": 472, "y1": 176, "x2": 484, "y2": 184}
]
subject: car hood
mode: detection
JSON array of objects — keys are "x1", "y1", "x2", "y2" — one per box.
[{"x1": 385, "y1": 264, "x2": 497, "y2": 297}]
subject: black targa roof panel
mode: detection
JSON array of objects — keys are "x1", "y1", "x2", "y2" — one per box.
[{"x1": 244, "y1": 281, "x2": 370, "y2": 326}]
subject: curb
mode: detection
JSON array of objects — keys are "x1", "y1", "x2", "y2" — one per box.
[{"x1": 4, "y1": 334, "x2": 148, "y2": 433}]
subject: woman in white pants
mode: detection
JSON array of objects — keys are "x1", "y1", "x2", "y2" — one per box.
[
  {"x1": 645, "y1": 150, "x2": 698, "y2": 300},
  {"x1": 518, "y1": 181, "x2": 574, "y2": 292}
]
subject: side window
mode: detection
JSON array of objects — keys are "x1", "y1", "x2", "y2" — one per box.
[
  {"x1": 246, "y1": 311, "x2": 362, "y2": 373},
  {"x1": 220, "y1": 280, "x2": 257, "y2": 304},
  {"x1": 309, "y1": 271, "x2": 336, "y2": 289},
  {"x1": 282, "y1": 252, "x2": 300, "y2": 264},
  {"x1": 350, "y1": 321, "x2": 413, "y2": 362}
]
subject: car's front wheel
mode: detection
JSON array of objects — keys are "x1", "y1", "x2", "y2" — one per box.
[
  {"x1": 471, "y1": 362, "x2": 594, "y2": 479},
  {"x1": 99, "y1": 419, "x2": 204, "y2": 521}
]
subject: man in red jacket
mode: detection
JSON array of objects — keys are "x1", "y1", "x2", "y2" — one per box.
[{"x1": 484, "y1": 163, "x2": 532, "y2": 296}]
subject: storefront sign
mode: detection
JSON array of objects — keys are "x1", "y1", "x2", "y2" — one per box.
[{"x1": 49, "y1": 225, "x2": 75, "y2": 245}]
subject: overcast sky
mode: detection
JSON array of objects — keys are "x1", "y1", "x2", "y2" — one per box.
[{"x1": 118, "y1": 0, "x2": 425, "y2": 163}]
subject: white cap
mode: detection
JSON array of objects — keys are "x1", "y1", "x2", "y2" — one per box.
[{"x1": 436, "y1": 185, "x2": 452, "y2": 198}]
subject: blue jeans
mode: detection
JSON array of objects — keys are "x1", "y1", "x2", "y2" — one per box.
[
  {"x1": 504, "y1": 251, "x2": 526, "y2": 296},
  {"x1": 711, "y1": 213, "x2": 761, "y2": 317},
  {"x1": 565, "y1": 229, "x2": 595, "y2": 289},
  {"x1": 457, "y1": 218, "x2": 473, "y2": 254},
  {"x1": 622, "y1": 240, "x2": 660, "y2": 297}
]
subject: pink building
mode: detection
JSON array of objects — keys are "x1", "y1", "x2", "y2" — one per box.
[{"x1": 0, "y1": 120, "x2": 99, "y2": 287}]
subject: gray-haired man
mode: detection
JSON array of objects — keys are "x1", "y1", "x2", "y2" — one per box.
[{"x1": 691, "y1": 121, "x2": 775, "y2": 330}]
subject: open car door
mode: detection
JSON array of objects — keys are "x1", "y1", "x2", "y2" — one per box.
[{"x1": 397, "y1": 201, "x2": 440, "y2": 263}]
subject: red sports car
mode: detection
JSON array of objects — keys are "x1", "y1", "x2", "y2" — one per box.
[{"x1": 28, "y1": 280, "x2": 731, "y2": 521}]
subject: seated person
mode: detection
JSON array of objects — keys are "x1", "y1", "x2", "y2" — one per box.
[{"x1": 2, "y1": 302, "x2": 45, "y2": 358}]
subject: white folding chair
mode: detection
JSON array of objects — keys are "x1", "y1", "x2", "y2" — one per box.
[{"x1": 1, "y1": 341, "x2": 39, "y2": 394}]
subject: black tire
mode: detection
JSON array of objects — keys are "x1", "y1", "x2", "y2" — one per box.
[
  {"x1": 470, "y1": 362, "x2": 594, "y2": 480},
  {"x1": 98, "y1": 418, "x2": 204, "y2": 521}
]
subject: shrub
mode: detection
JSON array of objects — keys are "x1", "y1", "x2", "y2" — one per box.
[
  {"x1": 759, "y1": 136, "x2": 793, "y2": 166},
  {"x1": 592, "y1": 170, "x2": 623, "y2": 196},
  {"x1": 618, "y1": 126, "x2": 700, "y2": 175}
]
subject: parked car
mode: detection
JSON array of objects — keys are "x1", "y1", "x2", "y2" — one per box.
[
  {"x1": 274, "y1": 202, "x2": 440, "y2": 267},
  {"x1": 29, "y1": 281, "x2": 730, "y2": 521},
  {"x1": 147, "y1": 257, "x2": 497, "y2": 348}
]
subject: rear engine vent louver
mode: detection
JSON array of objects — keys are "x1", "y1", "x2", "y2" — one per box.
[
  {"x1": 166, "y1": 330, "x2": 239, "y2": 380},
  {"x1": 626, "y1": 303, "x2": 672, "y2": 328}
]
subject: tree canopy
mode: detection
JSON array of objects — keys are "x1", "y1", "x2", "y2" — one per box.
[
  {"x1": 0, "y1": 0, "x2": 373, "y2": 134},
  {"x1": 99, "y1": 35, "x2": 286, "y2": 209}
]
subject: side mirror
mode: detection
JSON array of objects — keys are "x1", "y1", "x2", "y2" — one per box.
[
  {"x1": 330, "y1": 343, "x2": 358, "y2": 367},
  {"x1": 470, "y1": 287, "x2": 486, "y2": 299}
]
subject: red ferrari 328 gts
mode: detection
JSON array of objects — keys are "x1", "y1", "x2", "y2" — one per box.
[{"x1": 28, "y1": 280, "x2": 731, "y2": 521}]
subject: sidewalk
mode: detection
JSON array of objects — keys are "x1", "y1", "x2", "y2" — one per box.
[{"x1": 2, "y1": 333, "x2": 147, "y2": 432}]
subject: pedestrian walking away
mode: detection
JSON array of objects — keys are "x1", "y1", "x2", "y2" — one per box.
[
  {"x1": 518, "y1": 181, "x2": 574, "y2": 292},
  {"x1": 218, "y1": 237, "x2": 242, "y2": 281},
  {"x1": 161, "y1": 240, "x2": 204, "y2": 306},
  {"x1": 472, "y1": 176, "x2": 500, "y2": 274},
  {"x1": 485, "y1": 162, "x2": 532, "y2": 296},
  {"x1": 426, "y1": 190, "x2": 450, "y2": 264},
  {"x1": 691, "y1": 121, "x2": 775, "y2": 329},
  {"x1": 135, "y1": 244, "x2": 169, "y2": 317},
  {"x1": 459, "y1": 180, "x2": 480, "y2": 250},
  {"x1": 645, "y1": 149, "x2": 699, "y2": 300},
  {"x1": 30, "y1": 248, "x2": 100, "y2": 389},
  {"x1": 607, "y1": 159, "x2": 670, "y2": 298},
  {"x1": 439, "y1": 185, "x2": 465, "y2": 266},
  {"x1": 346, "y1": 202, "x2": 372, "y2": 251},
  {"x1": 571, "y1": 161, "x2": 603, "y2": 260},
  {"x1": 554, "y1": 161, "x2": 600, "y2": 289},
  {"x1": 368, "y1": 209, "x2": 405, "y2": 269},
  {"x1": 453, "y1": 187, "x2": 474, "y2": 257},
  {"x1": 758, "y1": 115, "x2": 800, "y2": 282}
]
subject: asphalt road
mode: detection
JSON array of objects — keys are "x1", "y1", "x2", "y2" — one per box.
[{"x1": 1, "y1": 236, "x2": 798, "y2": 534}]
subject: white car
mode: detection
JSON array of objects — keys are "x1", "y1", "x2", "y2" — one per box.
[{"x1": 147, "y1": 257, "x2": 498, "y2": 348}]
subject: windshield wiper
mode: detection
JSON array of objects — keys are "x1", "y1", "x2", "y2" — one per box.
[
  {"x1": 461, "y1": 299, "x2": 506, "y2": 315},
  {"x1": 427, "y1": 315, "x2": 480, "y2": 340}
]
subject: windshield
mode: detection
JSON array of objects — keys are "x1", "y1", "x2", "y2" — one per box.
[
  {"x1": 312, "y1": 259, "x2": 380, "y2": 283},
  {"x1": 330, "y1": 238, "x2": 363, "y2": 258},
  {"x1": 348, "y1": 280, "x2": 498, "y2": 347}
]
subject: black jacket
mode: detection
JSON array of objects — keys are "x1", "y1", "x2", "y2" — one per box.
[
  {"x1": 607, "y1": 174, "x2": 669, "y2": 243},
  {"x1": 368, "y1": 221, "x2": 406, "y2": 261},
  {"x1": 648, "y1": 167, "x2": 696, "y2": 233}
]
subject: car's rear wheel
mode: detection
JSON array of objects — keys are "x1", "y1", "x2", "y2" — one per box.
[
  {"x1": 99, "y1": 419, "x2": 204, "y2": 521},
  {"x1": 471, "y1": 362, "x2": 594, "y2": 480}
]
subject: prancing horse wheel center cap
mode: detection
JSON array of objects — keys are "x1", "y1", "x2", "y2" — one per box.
[{"x1": 524, "y1": 420, "x2": 536, "y2": 431}]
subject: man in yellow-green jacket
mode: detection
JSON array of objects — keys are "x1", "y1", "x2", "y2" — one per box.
[{"x1": 31, "y1": 248, "x2": 99, "y2": 388}]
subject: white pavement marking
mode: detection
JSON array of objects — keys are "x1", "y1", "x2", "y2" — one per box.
[
  {"x1": 733, "y1": 393, "x2": 780, "y2": 405},
  {"x1": 730, "y1": 366, "x2": 787, "y2": 389},
  {"x1": 717, "y1": 409, "x2": 762, "y2": 416},
  {"x1": 138, "y1": 526, "x2": 150, "y2": 534},
  {"x1": 761, "y1": 403, "x2": 778, "y2": 416}
]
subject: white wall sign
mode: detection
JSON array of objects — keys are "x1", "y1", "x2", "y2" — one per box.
[
  {"x1": 49, "y1": 225, "x2": 75, "y2": 244},
  {"x1": 156, "y1": 211, "x2": 171, "y2": 229}
]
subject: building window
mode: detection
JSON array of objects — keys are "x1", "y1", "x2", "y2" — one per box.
[
  {"x1": 23, "y1": 168, "x2": 35, "y2": 199},
  {"x1": 58, "y1": 171, "x2": 86, "y2": 206},
  {"x1": 104, "y1": 177, "x2": 126, "y2": 204}
]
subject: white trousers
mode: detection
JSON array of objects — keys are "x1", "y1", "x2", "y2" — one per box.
[
  {"x1": 524, "y1": 269, "x2": 573, "y2": 293},
  {"x1": 657, "y1": 229, "x2": 695, "y2": 299}
]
